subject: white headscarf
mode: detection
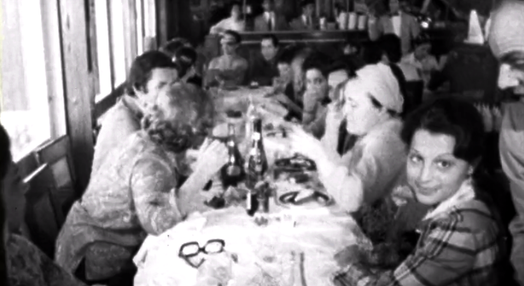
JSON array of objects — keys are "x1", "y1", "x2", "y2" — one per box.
[
  {"x1": 355, "y1": 63, "x2": 404, "y2": 114},
  {"x1": 488, "y1": 0, "x2": 524, "y2": 58}
]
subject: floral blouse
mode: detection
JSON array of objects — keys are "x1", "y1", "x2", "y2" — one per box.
[
  {"x1": 55, "y1": 131, "x2": 184, "y2": 281},
  {"x1": 7, "y1": 234, "x2": 87, "y2": 286}
]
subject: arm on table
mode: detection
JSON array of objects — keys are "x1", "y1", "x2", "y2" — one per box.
[
  {"x1": 332, "y1": 219, "x2": 477, "y2": 286},
  {"x1": 131, "y1": 157, "x2": 182, "y2": 235},
  {"x1": 317, "y1": 130, "x2": 405, "y2": 212}
]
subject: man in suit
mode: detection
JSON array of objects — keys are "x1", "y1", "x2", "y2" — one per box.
[
  {"x1": 368, "y1": 0, "x2": 421, "y2": 55},
  {"x1": 254, "y1": 0, "x2": 288, "y2": 31},
  {"x1": 248, "y1": 34, "x2": 281, "y2": 86},
  {"x1": 289, "y1": 0, "x2": 318, "y2": 31}
]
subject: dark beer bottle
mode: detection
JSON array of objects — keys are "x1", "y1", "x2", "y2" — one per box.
[{"x1": 220, "y1": 124, "x2": 245, "y2": 189}]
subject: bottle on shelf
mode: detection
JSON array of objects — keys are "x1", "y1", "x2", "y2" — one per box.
[{"x1": 220, "y1": 123, "x2": 245, "y2": 189}]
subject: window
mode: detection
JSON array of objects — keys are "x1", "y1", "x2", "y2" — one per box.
[
  {"x1": 0, "y1": 0, "x2": 66, "y2": 161},
  {"x1": 94, "y1": 0, "x2": 156, "y2": 104}
]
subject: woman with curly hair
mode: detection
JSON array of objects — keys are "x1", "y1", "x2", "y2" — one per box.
[{"x1": 55, "y1": 83, "x2": 227, "y2": 286}]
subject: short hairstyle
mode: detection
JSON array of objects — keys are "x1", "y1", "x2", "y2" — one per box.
[
  {"x1": 301, "y1": 0, "x2": 315, "y2": 7},
  {"x1": 413, "y1": 33, "x2": 431, "y2": 47},
  {"x1": 0, "y1": 125, "x2": 11, "y2": 180},
  {"x1": 223, "y1": 30, "x2": 242, "y2": 44},
  {"x1": 401, "y1": 97, "x2": 485, "y2": 164},
  {"x1": 302, "y1": 52, "x2": 332, "y2": 78},
  {"x1": 261, "y1": 34, "x2": 279, "y2": 47},
  {"x1": 161, "y1": 38, "x2": 192, "y2": 58},
  {"x1": 362, "y1": 41, "x2": 383, "y2": 64},
  {"x1": 277, "y1": 44, "x2": 301, "y2": 65},
  {"x1": 126, "y1": 51, "x2": 177, "y2": 95},
  {"x1": 142, "y1": 83, "x2": 215, "y2": 153},
  {"x1": 327, "y1": 55, "x2": 365, "y2": 78},
  {"x1": 343, "y1": 39, "x2": 362, "y2": 54},
  {"x1": 378, "y1": 34, "x2": 402, "y2": 63}
]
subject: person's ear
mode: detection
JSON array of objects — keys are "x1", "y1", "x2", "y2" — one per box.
[{"x1": 468, "y1": 158, "x2": 482, "y2": 176}]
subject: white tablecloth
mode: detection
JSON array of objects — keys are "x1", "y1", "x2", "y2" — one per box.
[{"x1": 133, "y1": 206, "x2": 369, "y2": 286}]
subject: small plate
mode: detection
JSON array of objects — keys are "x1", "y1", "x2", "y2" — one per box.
[
  {"x1": 276, "y1": 190, "x2": 333, "y2": 207},
  {"x1": 274, "y1": 156, "x2": 316, "y2": 171}
]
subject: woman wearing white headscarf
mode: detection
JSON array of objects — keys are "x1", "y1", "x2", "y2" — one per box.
[{"x1": 287, "y1": 63, "x2": 406, "y2": 213}]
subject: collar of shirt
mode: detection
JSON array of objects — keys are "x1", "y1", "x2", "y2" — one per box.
[{"x1": 422, "y1": 178, "x2": 476, "y2": 221}]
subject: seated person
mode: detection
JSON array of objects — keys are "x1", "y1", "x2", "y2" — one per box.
[
  {"x1": 159, "y1": 37, "x2": 192, "y2": 62},
  {"x1": 93, "y1": 51, "x2": 178, "y2": 174},
  {"x1": 333, "y1": 97, "x2": 503, "y2": 286},
  {"x1": 55, "y1": 83, "x2": 228, "y2": 285},
  {"x1": 401, "y1": 33, "x2": 439, "y2": 85},
  {"x1": 274, "y1": 45, "x2": 303, "y2": 121},
  {"x1": 174, "y1": 46, "x2": 203, "y2": 87},
  {"x1": 301, "y1": 53, "x2": 332, "y2": 132},
  {"x1": 0, "y1": 125, "x2": 87, "y2": 286},
  {"x1": 205, "y1": 30, "x2": 248, "y2": 88},
  {"x1": 288, "y1": 63, "x2": 406, "y2": 213},
  {"x1": 306, "y1": 56, "x2": 364, "y2": 140},
  {"x1": 209, "y1": 1, "x2": 245, "y2": 34},
  {"x1": 254, "y1": 0, "x2": 288, "y2": 31},
  {"x1": 289, "y1": 0, "x2": 318, "y2": 30},
  {"x1": 248, "y1": 34, "x2": 281, "y2": 86}
]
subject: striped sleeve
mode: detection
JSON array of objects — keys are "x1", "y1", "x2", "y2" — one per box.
[{"x1": 332, "y1": 217, "x2": 477, "y2": 286}]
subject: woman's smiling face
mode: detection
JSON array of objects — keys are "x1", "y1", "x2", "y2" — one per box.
[{"x1": 406, "y1": 129, "x2": 473, "y2": 205}]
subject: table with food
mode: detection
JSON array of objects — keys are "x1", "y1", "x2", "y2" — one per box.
[{"x1": 132, "y1": 87, "x2": 370, "y2": 286}]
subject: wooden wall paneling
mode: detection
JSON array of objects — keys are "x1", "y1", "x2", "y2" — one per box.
[{"x1": 57, "y1": 0, "x2": 94, "y2": 193}]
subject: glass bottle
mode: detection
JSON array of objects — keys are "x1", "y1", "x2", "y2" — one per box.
[
  {"x1": 245, "y1": 118, "x2": 268, "y2": 216},
  {"x1": 220, "y1": 124, "x2": 245, "y2": 189}
]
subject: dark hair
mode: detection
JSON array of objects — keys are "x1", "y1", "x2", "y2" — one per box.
[
  {"x1": 141, "y1": 83, "x2": 215, "y2": 153},
  {"x1": 362, "y1": 41, "x2": 383, "y2": 64},
  {"x1": 378, "y1": 34, "x2": 402, "y2": 63},
  {"x1": 261, "y1": 34, "x2": 279, "y2": 47},
  {"x1": 343, "y1": 39, "x2": 362, "y2": 54},
  {"x1": 174, "y1": 47, "x2": 198, "y2": 78},
  {"x1": 328, "y1": 55, "x2": 365, "y2": 78},
  {"x1": 413, "y1": 33, "x2": 431, "y2": 48},
  {"x1": 161, "y1": 38, "x2": 192, "y2": 58},
  {"x1": 0, "y1": 125, "x2": 11, "y2": 180},
  {"x1": 401, "y1": 97, "x2": 485, "y2": 164},
  {"x1": 302, "y1": 52, "x2": 331, "y2": 78},
  {"x1": 301, "y1": 0, "x2": 315, "y2": 7},
  {"x1": 277, "y1": 44, "x2": 301, "y2": 65},
  {"x1": 387, "y1": 63, "x2": 408, "y2": 115},
  {"x1": 126, "y1": 51, "x2": 177, "y2": 96},
  {"x1": 223, "y1": 30, "x2": 242, "y2": 44}
]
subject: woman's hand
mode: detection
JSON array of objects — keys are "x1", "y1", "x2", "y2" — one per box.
[
  {"x1": 334, "y1": 245, "x2": 361, "y2": 268},
  {"x1": 194, "y1": 139, "x2": 228, "y2": 180},
  {"x1": 287, "y1": 124, "x2": 324, "y2": 161},
  {"x1": 325, "y1": 103, "x2": 345, "y2": 132}
]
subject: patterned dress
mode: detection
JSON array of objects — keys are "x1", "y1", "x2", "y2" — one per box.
[
  {"x1": 55, "y1": 131, "x2": 184, "y2": 281},
  {"x1": 7, "y1": 234, "x2": 86, "y2": 286}
]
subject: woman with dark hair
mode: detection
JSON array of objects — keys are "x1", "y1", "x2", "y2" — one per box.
[
  {"x1": 0, "y1": 125, "x2": 88, "y2": 286},
  {"x1": 93, "y1": 51, "x2": 178, "y2": 174},
  {"x1": 332, "y1": 97, "x2": 502, "y2": 286},
  {"x1": 56, "y1": 83, "x2": 227, "y2": 286},
  {"x1": 301, "y1": 52, "x2": 332, "y2": 129}
]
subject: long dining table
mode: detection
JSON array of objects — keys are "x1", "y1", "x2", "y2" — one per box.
[{"x1": 132, "y1": 87, "x2": 370, "y2": 286}]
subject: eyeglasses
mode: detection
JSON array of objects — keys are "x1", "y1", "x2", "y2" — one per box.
[{"x1": 178, "y1": 239, "x2": 226, "y2": 268}]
